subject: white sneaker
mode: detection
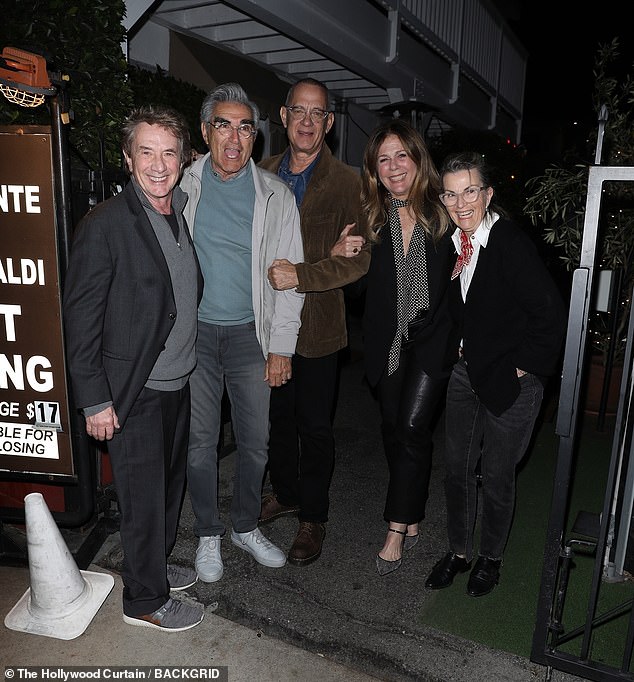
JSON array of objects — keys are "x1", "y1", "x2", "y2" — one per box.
[
  {"x1": 195, "y1": 535, "x2": 223, "y2": 582},
  {"x1": 231, "y1": 527, "x2": 286, "y2": 568}
]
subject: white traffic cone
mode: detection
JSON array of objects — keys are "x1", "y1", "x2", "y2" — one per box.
[{"x1": 4, "y1": 492, "x2": 114, "y2": 640}]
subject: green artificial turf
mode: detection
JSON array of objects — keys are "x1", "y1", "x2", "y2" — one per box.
[{"x1": 419, "y1": 413, "x2": 632, "y2": 667}]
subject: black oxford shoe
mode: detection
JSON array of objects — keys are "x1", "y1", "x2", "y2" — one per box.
[
  {"x1": 467, "y1": 556, "x2": 501, "y2": 597},
  {"x1": 425, "y1": 552, "x2": 472, "y2": 590}
]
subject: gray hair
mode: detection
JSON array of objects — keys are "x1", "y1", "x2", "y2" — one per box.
[
  {"x1": 200, "y1": 82, "x2": 260, "y2": 125},
  {"x1": 121, "y1": 105, "x2": 191, "y2": 167}
]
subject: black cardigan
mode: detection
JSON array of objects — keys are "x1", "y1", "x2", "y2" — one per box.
[{"x1": 450, "y1": 217, "x2": 566, "y2": 415}]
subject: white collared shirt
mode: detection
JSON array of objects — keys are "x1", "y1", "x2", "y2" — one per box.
[{"x1": 451, "y1": 210, "x2": 500, "y2": 301}]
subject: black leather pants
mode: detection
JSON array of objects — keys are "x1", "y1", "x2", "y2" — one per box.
[{"x1": 377, "y1": 341, "x2": 447, "y2": 524}]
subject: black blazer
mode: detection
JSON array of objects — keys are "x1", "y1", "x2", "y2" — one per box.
[
  {"x1": 451, "y1": 217, "x2": 566, "y2": 415},
  {"x1": 63, "y1": 181, "x2": 203, "y2": 428},
  {"x1": 362, "y1": 224, "x2": 458, "y2": 387}
]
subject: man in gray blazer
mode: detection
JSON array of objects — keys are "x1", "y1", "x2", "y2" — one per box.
[{"x1": 63, "y1": 105, "x2": 204, "y2": 632}]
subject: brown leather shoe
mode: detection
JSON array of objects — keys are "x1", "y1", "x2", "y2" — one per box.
[
  {"x1": 259, "y1": 493, "x2": 299, "y2": 524},
  {"x1": 288, "y1": 522, "x2": 325, "y2": 566}
]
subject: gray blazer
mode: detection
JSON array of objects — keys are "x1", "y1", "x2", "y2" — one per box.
[{"x1": 63, "y1": 181, "x2": 203, "y2": 428}]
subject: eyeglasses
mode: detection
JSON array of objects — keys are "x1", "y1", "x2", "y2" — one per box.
[
  {"x1": 209, "y1": 120, "x2": 257, "y2": 139},
  {"x1": 284, "y1": 105, "x2": 330, "y2": 124},
  {"x1": 439, "y1": 186, "x2": 487, "y2": 207}
]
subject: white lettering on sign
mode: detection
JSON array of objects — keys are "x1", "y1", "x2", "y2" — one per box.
[
  {"x1": 0, "y1": 402, "x2": 19, "y2": 417},
  {"x1": 0, "y1": 185, "x2": 41, "y2": 213},
  {"x1": 0, "y1": 259, "x2": 45, "y2": 285},
  {"x1": 0, "y1": 354, "x2": 54, "y2": 392},
  {"x1": 0, "y1": 304, "x2": 21, "y2": 341},
  {"x1": 0, "y1": 421, "x2": 58, "y2": 459}
]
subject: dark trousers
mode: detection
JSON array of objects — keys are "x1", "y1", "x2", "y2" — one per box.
[
  {"x1": 444, "y1": 359, "x2": 543, "y2": 561},
  {"x1": 377, "y1": 343, "x2": 447, "y2": 524},
  {"x1": 267, "y1": 352, "x2": 339, "y2": 523},
  {"x1": 107, "y1": 385, "x2": 190, "y2": 618}
]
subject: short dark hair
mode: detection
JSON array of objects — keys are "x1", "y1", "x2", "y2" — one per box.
[
  {"x1": 439, "y1": 151, "x2": 494, "y2": 188},
  {"x1": 439, "y1": 151, "x2": 507, "y2": 218},
  {"x1": 121, "y1": 105, "x2": 191, "y2": 167},
  {"x1": 285, "y1": 78, "x2": 330, "y2": 109}
]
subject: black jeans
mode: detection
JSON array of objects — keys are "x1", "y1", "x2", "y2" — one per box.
[
  {"x1": 444, "y1": 359, "x2": 543, "y2": 560},
  {"x1": 267, "y1": 352, "x2": 339, "y2": 523},
  {"x1": 377, "y1": 341, "x2": 447, "y2": 524}
]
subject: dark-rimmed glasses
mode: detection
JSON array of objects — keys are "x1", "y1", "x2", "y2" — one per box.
[{"x1": 209, "y1": 120, "x2": 256, "y2": 139}]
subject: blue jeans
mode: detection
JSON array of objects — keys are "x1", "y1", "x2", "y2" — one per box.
[
  {"x1": 444, "y1": 359, "x2": 543, "y2": 561},
  {"x1": 188, "y1": 321, "x2": 270, "y2": 537}
]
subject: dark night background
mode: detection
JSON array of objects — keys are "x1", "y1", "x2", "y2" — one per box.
[{"x1": 500, "y1": 1, "x2": 633, "y2": 167}]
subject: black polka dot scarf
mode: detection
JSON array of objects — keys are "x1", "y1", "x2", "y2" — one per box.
[{"x1": 387, "y1": 196, "x2": 430, "y2": 375}]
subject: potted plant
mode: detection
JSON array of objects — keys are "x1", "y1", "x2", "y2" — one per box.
[{"x1": 524, "y1": 39, "x2": 634, "y2": 413}]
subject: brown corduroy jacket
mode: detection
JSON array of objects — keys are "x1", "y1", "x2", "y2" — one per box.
[{"x1": 259, "y1": 145, "x2": 370, "y2": 358}]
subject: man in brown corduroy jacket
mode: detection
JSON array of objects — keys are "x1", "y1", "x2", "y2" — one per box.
[{"x1": 258, "y1": 77, "x2": 370, "y2": 565}]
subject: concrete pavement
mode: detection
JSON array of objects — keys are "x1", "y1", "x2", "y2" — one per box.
[
  {"x1": 0, "y1": 563, "x2": 378, "y2": 681},
  {"x1": 0, "y1": 315, "x2": 588, "y2": 681}
]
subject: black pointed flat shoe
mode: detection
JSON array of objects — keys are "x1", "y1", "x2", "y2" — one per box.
[
  {"x1": 376, "y1": 527, "x2": 407, "y2": 576},
  {"x1": 403, "y1": 533, "x2": 419, "y2": 552},
  {"x1": 375, "y1": 554, "x2": 402, "y2": 576}
]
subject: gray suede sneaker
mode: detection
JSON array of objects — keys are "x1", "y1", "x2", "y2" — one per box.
[
  {"x1": 123, "y1": 598, "x2": 204, "y2": 631},
  {"x1": 167, "y1": 564, "x2": 198, "y2": 591}
]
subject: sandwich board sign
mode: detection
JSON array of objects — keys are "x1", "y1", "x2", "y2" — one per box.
[{"x1": 0, "y1": 125, "x2": 74, "y2": 477}]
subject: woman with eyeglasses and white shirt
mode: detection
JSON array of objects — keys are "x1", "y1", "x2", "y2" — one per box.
[{"x1": 425, "y1": 151, "x2": 566, "y2": 597}]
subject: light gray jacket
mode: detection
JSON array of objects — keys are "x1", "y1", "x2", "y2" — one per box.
[{"x1": 180, "y1": 154, "x2": 304, "y2": 358}]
